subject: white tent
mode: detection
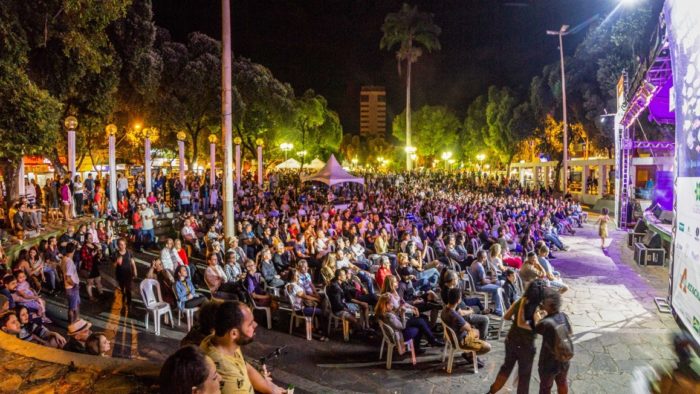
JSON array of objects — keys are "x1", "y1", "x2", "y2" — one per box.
[
  {"x1": 301, "y1": 154, "x2": 364, "y2": 186},
  {"x1": 305, "y1": 158, "x2": 326, "y2": 170},
  {"x1": 275, "y1": 158, "x2": 301, "y2": 169}
]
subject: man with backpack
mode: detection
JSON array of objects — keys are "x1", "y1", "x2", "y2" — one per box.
[{"x1": 535, "y1": 287, "x2": 574, "y2": 394}]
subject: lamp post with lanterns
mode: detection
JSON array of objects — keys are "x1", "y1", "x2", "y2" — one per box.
[
  {"x1": 144, "y1": 127, "x2": 154, "y2": 195},
  {"x1": 209, "y1": 134, "x2": 217, "y2": 188},
  {"x1": 177, "y1": 131, "x2": 187, "y2": 187},
  {"x1": 106, "y1": 124, "x2": 118, "y2": 211},
  {"x1": 256, "y1": 138, "x2": 264, "y2": 188},
  {"x1": 234, "y1": 137, "x2": 242, "y2": 189},
  {"x1": 64, "y1": 116, "x2": 78, "y2": 177},
  {"x1": 441, "y1": 151, "x2": 452, "y2": 171},
  {"x1": 280, "y1": 142, "x2": 293, "y2": 161}
]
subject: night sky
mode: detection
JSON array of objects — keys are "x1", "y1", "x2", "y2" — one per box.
[{"x1": 152, "y1": 0, "x2": 616, "y2": 134}]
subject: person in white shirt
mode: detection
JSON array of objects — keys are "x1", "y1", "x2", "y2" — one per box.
[
  {"x1": 116, "y1": 174, "x2": 129, "y2": 199},
  {"x1": 139, "y1": 203, "x2": 156, "y2": 249},
  {"x1": 160, "y1": 238, "x2": 183, "y2": 273},
  {"x1": 181, "y1": 218, "x2": 201, "y2": 253}
]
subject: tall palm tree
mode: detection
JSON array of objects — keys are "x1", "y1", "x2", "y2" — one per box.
[{"x1": 381, "y1": 3, "x2": 441, "y2": 171}]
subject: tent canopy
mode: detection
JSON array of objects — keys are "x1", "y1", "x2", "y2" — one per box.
[
  {"x1": 305, "y1": 158, "x2": 325, "y2": 170},
  {"x1": 275, "y1": 158, "x2": 301, "y2": 169},
  {"x1": 301, "y1": 154, "x2": 364, "y2": 186}
]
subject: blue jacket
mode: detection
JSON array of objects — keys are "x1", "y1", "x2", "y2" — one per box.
[{"x1": 175, "y1": 278, "x2": 196, "y2": 310}]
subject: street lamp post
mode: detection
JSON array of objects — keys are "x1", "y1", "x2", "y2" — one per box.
[
  {"x1": 441, "y1": 151, "x2": 452, "y2": 171},
  {"x1": 64, "y1": 116, "x2": 78, "y2": 177},
  {"x1": 144, "y1": 127, "x2": 153, "y2": 195},
  {"x1": 222, "y1": 0, "x2": 235, "y2": 238},
  {"x1": 234, "y1": 137, "x2": 241, "y2": 189},
  {"x1": 209, "y1": 134, "x2": 217, "y2": 188},
  {"x1": 256, "y1": 138, "x2": 264, "y2": 188},
  {"x1": 177, "y1": 131, "x2": 187, "y2": 187},
  {"x1": 547, "y1": 24, "x2": 570, "y2": 194},
  {"x1": 106, "y1": 124, "x2": 118, "y2": 212},
  {"x1": 280, "y1": 143, "x2": 293, "y2": 161}
]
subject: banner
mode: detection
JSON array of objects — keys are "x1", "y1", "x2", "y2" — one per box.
[{"x1": 667, "y1": 0, "x2": 700, "y2": 345}]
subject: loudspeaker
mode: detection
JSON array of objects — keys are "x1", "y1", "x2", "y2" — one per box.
[
  {"x1": 642, "y1": 232, "x2": 662, "y2": 249},
  {"x1": 633, "y1": 219, "x2": 648, "y2": 233}
]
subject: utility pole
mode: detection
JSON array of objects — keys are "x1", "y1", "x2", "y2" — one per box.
[{"x1": 222, "y1": 0, "x2": 235, "y2": 238}]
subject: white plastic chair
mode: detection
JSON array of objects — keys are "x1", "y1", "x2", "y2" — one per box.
[
  {"x1": 378, "y1": 320, "x2": 416, "y2": 370},
  {"x1": 139, "y1": 279, "x2": 174, "y2": 336},
  {"x1": 286, "y1": 284, "x2": 315, "y2": 340},
  {"x1": 470, "y1": 238, "x2": 481, "y2": 254},
  {"x1": 487, "y1": 287, "x2": 507, "y2": 340},
  {"x1": 246, "y1": 291, "x2": 272, "y2": 330},
  {"x1": 323, "y1": 287, "x2": 349, "y2": 341},
  {"x1": 462, "y1": 271, "x2": 490, "y2": 307},
  {"x1": 442, "y1": 325, "x2": 478, "y2": 374}
]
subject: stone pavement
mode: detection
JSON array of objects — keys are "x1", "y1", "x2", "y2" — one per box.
[
  {"x1": 34, "y1": 215, "x2": 680, "y2": 393},
  {"x1": 0, "y1": 349, "x2": 152, "y2": 393}
]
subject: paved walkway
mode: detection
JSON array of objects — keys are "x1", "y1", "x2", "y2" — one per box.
[{"x1": 36, "y1": 216, "x2": 679, "y2": 393}]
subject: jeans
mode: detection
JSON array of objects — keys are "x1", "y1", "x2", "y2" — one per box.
[
  {"x1": 43, "y1": 266, "x2": 57, "y2": 291},
  {"x1": 142, "y1": 228, "x2": 155, "y2": 248},
  {"x1": 465, "y1": 313, "x2": 490, "y2": 340},
  {"x1": 490, "y1": 338, "x2": 536, "y2": 394},
  {"x1": 415, "y1": 268, "x2": 439, "y2": 291},
  {"x1": 544, "y1": 233, "x2": 565, "y2": 250},
  {"x1": 357, "y1": 271, "x2": 375, "y2": 295},
  {"x1": 405, "y1": 315, "x2": 437, "y2": 347},
  {"x1": 74, "y1": 193, "x2": 83, "y2": 216},
  {"x1": 539, "y1": 363, "x2": 569, "y2": 394},
  {"x1": 476, "y1": 284, "x2": 503, "y2": 315}
]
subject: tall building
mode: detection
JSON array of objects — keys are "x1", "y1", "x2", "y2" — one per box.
[{"x1": 359, "y1": 86, "x2": 386, "y2": 137}]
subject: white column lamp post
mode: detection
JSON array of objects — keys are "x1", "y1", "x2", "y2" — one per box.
[
  {"x1": 208, "y1": 134, "x2": 217, "y2": 188},
  {"x1": 234, "y1": 137, "x2": 242, "y2": 189},
  {"x1": 256, "y1": 138, "x2": 264, "y2": 188},
  {"x1": 106, "y1": 124, "x2": 118, "y2": 212},
  {"x1": 64, "y1": 116, "x2": 78, "y2": 177},
  {"x1": 177, "y1": 131, "x2": 187, "y2": 187}
]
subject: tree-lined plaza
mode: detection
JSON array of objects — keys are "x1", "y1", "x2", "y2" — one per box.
[{"x1": 1, "y1": 1, "x2": 696, "y2": 394}]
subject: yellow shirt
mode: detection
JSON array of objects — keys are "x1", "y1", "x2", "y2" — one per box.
[{"x1": 200, "y1": 335, "x2": 253, "y2": 394}]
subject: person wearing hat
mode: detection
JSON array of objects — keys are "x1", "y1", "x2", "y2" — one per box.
[{"x1": 63, "y1": 318, "x2": 92, "y2": 354}]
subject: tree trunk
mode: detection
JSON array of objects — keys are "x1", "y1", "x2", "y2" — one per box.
[
  {"x1": 0, "y1": 160, "x2": 19, "y2": 211},
  {"x1": 50, "y1": 147, "x2": 66, "y2": 178}
]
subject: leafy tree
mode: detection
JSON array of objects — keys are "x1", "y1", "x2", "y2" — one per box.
[
  {"x1": 155, "y1": 31, "x2": 220, "y2": 169},
  {"x1": 484, "y1": 87, "x2": 534, "y2": 172},
  {"x1": 287, "y1": 90, "x2": 342, "y2": 168},
  {"x1": 462, "y1": 95, "x2": 491, "y2": 162},
  {"x1": 381, "y1": 3, "x2": 441, "y2": 170},
  {"x1": 232, "y1": 58, "x2": 298, "y2": 164},
  {"x1": 392, "y1": 105, "x2": 460, "y2": 160},
  {"x1": 0, "y1": 0, "x2": 129, "y2": 201}
]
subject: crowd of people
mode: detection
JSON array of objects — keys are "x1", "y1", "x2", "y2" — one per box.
[{"x1": 0, "y1": 169, "x2": 587, "y2": 393}]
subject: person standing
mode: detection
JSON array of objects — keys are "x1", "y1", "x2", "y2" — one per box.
[
  {"x1": 114, "y1": 239, "x2": 137, "y2": 310},
  {"x1": 61, "y1": 243, "x2": 80, "y2": 323},
  {"x1": 140, "y1": 202, "x2": 156, "y2": 250},
  {"x1": 535, "y1": 288, "x2": 573, "y2": 394},
  {"x1": 596, "y1": 207, "x2": 610, "y2": 250},
  {"x1": 117, "y1": 173, "x2": 129, "y2": 200},
  {"x1": 488, "y1": 280, "x2": 548, "y2": 394},
  {"x1": 73, "y1": 175, "x2": 84, "y2": 217}
]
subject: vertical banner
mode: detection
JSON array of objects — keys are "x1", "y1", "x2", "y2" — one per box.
[
  {"x1": 667, "y1": 0, "x2": 700, "y2": 345},
  {"x1": 614, "y1": 75, "x2": 625, "y2": 227}
]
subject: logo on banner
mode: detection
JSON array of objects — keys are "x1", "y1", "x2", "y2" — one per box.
[
  {"x1": 680, "y1": 222, "x2": 686, "y2": 232},
  {"x1": 695, "y1": 182, "x2": 700, "y2": 201},
  {"x1": 680, "y1": 268, "x2": 688, "y2": 293},
  {"x1": 694, "y1": 316, "x2": 700, "y2": 334}
]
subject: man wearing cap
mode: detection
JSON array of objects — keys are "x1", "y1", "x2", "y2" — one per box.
[
  {"x1": 63, "y1": 318, "x2": 92, "y2": 354},
  {"x1": 140, "y1": 202, "x2": 156, "y2": 250}
]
